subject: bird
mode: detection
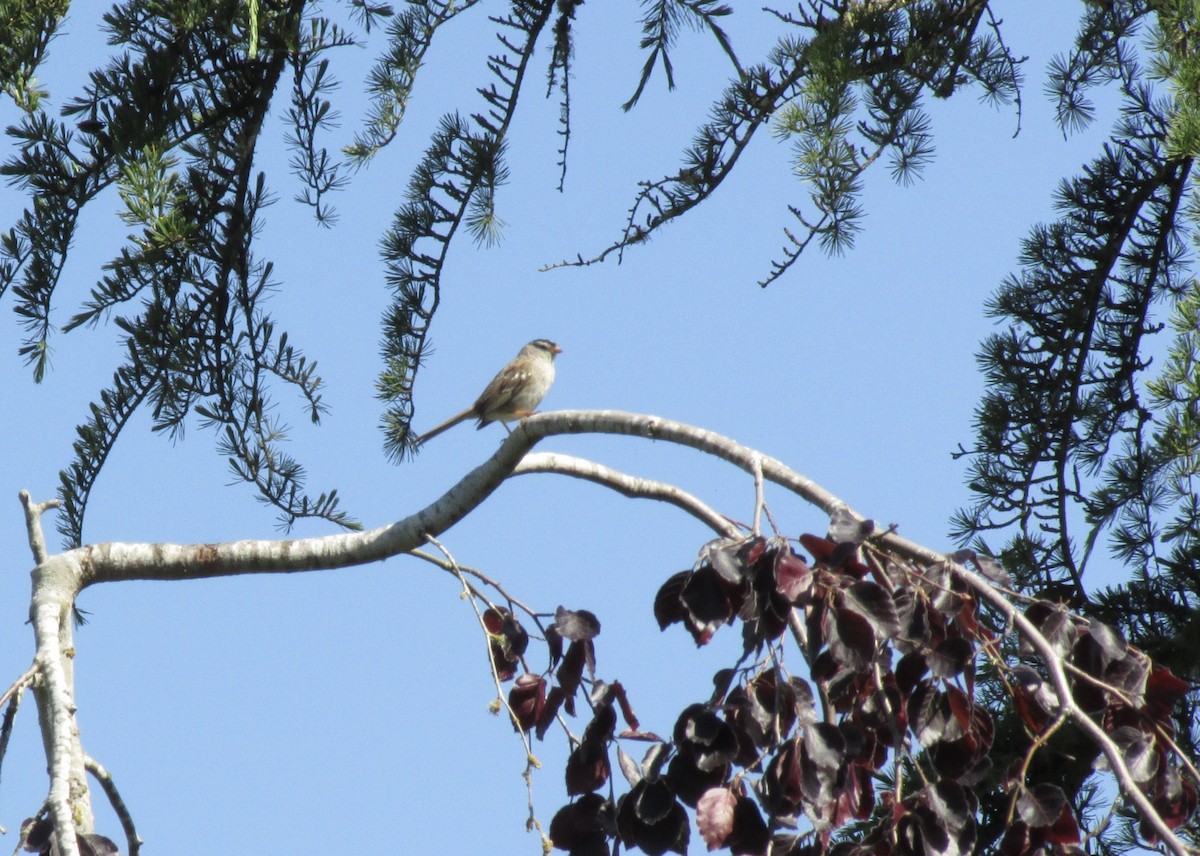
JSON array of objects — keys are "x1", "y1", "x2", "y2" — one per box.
[{"x1": 414, "y1": 339, "x2": 562, "y2": 446}]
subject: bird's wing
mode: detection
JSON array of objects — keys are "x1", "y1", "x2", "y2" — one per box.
[{"x1": 472, "y1": 365, "x2": 535, "y2": 426}]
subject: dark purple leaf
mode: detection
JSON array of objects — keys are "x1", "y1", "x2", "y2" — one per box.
[
  {"x1": 642, "y1": 742, "x2": 671, "y2": 776},
  {"x1": 842, "y1": 581, "x2": 901, "y2": 639},
  {"x1": 929, "y1": 737, "x2": 977, "y2": 781},
  {"x1": 972, "y1": 553, "x2": 1011, "y2": 586},
  {"x1": 666, "y1": 747, "x2": 729, "y2": 807},
  {"x1": 18, "y1": 816, "x2": 51, "y2": 852},
  {"x1": 483, "y1": 606, "x2": 528, "y2": 681},
  {"x1": 829, "y1": 761, "x2": 875, "y2": 827},
  {"x1": 827, "y1": 505, "x2": 873, "y2": 546},
  {"x1": 997, "y1": 821, "x2": 1033, "y2": 856},
  {"x1": 791, "y1": 678, "x2": 818, "y2": 728},
  {"x1": 1017, "y1": 783, "x2": 1066, "y2": 827},
  {"x1": 654, "y1": 571, "x2": 690, "y2": 631},
  {"x1": 610, "y1": 680, "x2": 640, "y2": 732},
  {"x1": 1101, "y1": 726, "x2": 1159, "y2": 783},
  {"x1": 698, "y1": 537, "x2": 749, "y2": 584},
  {"x1": 798, "y1": 723, "x2": 845, "y2": 810},
  {"x1": 618, "y1": 780, "x2": 690, "y2": 856},
  {"x1": 635, "y1": 778, "x2": 676, "y2": 824},
  {"x1": 1069, "y1": 633, "x2": 1106, "y2": 713},
  {"x1": 828, "y1": 605, "x2": 875, "y2": 671},
  {"x1": 896, "y1": 651, "x2": 930, "y2": 695},
  {"x1": 710, "y1": 668, "x2": 737, "y2": 705},
  {"x1": 488, "y1": 607, "x2": 529, "y2": 656},
  {"x1": 892, "y1": 586, "x2": 929, "y2": 648},
  {"x1": 566, "y1": 742, "x2": 609, "y2": 795},
  {"x1": 752, "y1": 670, "x2": 799, "y2": 740},
  {"x1": 567, "y1": 707, "x2": 613, "y2": 795},
  {"x1": 775, "y1": 549, "x2": 814, "y2": 603},
  {"x1": 617, "y1": 746, "x2": 642, "y2": 788},
  {"x1": 856, "y1": 682, "x2": 905, "y2": 740},
  {"x1": 908, "y1": 682, "x2": 953, "y2": 746},
  {"x1": 760, "y1": 741, "x2": 802, "y2": 815},
  {"x1": 1105, "y1": 653, "x2": 1148, "y2": 699},
  {"x1": 509, "y1": 674, "x2": 546, "y2": 733},
  {"x1": 76, "y1": 835, "x2": 119, "y2": 854},
  {"x1": 928, "y1": 780, "x2": 976, "y2": 835},
  {"x1": 555, "y1": 606, "x2": 601, "y2": 641},
  {"x1": 549, "y1": 793, "x2": 612, "y2": 853},
  {"x1": 538, "y1": 686, "x2": 566, "y2": 739},
  {"x1": 799, "y1": 533, "x2": 836, "y2": 563},
  {"x1": 1087, "y1": 618, "x2": 1127, "y2": 662},
  {"x1": 488, "y1": 639, "x2": 520, "y2": 682},
  {"x1": 680, "y1": 566, "x2": 734, "y2": 646},
  {"x1": 1145, "y1": 666, "x2": 1190, "y2": 719},
  {"x1": 822, "y1": 660, "x2": 869, "y2": 713},
  {"x1": 1148, "y1": 767, "x2": 1198, "y2": 836},
  {"x1": 1023, "y1": 601, "x2": 1075, "y2": 656},
  {"x1": 740, "y1": 585, "x2": 791, "y2": 649},
  {"x1": 544, "y1": 624, "x2": 563, "y2": 667},
  {"x1": 557, "y1": 639, "x2": 586, "y2": 701},
  {"x1": 1010, "y1": 664, "x2": 1042, "y2": 691},
  {"x1": 728, "y1": 796, "x2": 770, "y2": 855},
  {"x1": 1045, "y1": 803, "x2": 1081, "y2": 845},
  {"x1": 803, "y1": 722, "x2": 846, "y2": 770},
  {"x1": 1011, "y1": 674, "x2": 1060, "y2": 733},
  {"x1": 926, "y1": 563, "x2": 966, "y2": 615},
  {"x1": 930, "y1": 637, "x2": 974, "y2": 678},
  {"x1": 678, "y1": 706, "x2": 738, "y2": 772},
  {"x1": 77, "y1": 834, "x2": 120, "y2": 856}
]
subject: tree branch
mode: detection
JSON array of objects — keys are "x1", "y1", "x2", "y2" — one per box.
[
  {"x1": 22, "y1": 490, "x2": 87, "y2": 856},
  {"x1": 22, "y1": 409, "x2": 1195, "y2": 853},
  {"x1": 512, "y1": 451, "x2": 737, "y2": 537},
  {"x1": 84, "y1": 755, "x2": 141, "y2": 856},
  {"x1": 29, "y1": 585, "x2": 84, "y2": 856},
  {"x1": 49, "y1": 409, "x2": 934, "y2": 589}
]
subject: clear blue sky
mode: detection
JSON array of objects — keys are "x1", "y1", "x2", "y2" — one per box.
[{"x1": 0, "y1": 3, "x2": 1127, "y2": 853}]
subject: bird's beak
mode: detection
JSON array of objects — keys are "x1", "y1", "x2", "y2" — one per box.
[{"x1": 552, "y1": 344, "x2": 563, "y2": 354}]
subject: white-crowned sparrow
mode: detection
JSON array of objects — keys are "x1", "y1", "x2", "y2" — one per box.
[{"x1": 415, "y1": 338, "x2": 561, "y2": 445}]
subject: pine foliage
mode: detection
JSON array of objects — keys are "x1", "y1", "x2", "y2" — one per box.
[
  {"x1": 954, "y1": 7, "x2": 1200, "y2": 844},
  {"x1": 1, "y1": 0, "x2": 360, "y2": 541}
]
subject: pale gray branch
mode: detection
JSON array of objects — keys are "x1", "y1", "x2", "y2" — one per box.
[
  {"x1": 20, "y1": 410, "x2": 1193, "y2": 854},
  {"x1": 30, "y1": 592, "x2": 83, "y2": 856},
  {"x1": 512, "y1": 451, "x2": 737, "y2": 537},
  {"x1": 19, "y1": 490, "x2": 59, "y2": 565}
]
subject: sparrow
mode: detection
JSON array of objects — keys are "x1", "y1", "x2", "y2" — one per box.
[{"x1": 415, "y1": 339, "x2": 561, "y2": 445}]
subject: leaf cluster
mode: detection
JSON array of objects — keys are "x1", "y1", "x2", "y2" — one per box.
[{"x1": 480, "y1": 526, "x2": 1196, "y2": 856}]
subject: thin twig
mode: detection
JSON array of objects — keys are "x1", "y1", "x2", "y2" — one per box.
[
  {"x1": 0, "y1": 664, "x2": 38, "y2": 709},
  {"x1": 422, "y1": 535, "x2": 549, "y2": 848},
  {"x1": 1005, "y1": 711, "x2": 1071, "y2": 826},
  {"x1": 406, "y1": 549, "x2": 547, "y2": 635},
  {"x1": 750, "y1": 453, "x2": 764, "y2": 537},
  {"x1": 0, "y1": 668, "x2": 35, "y2": 807},
  {"x1": 84, "y1": 756, "x2": 142, "y2": 856}
]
